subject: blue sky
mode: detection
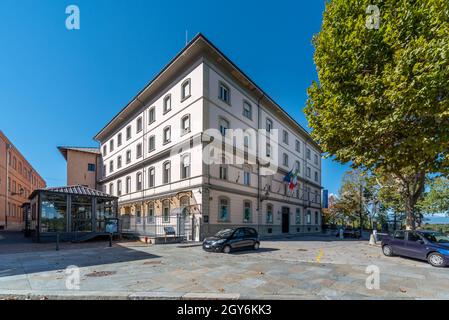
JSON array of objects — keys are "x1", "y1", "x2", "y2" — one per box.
[{"x1": 0, "y1": 0, "x2": 350, "y2": 194}]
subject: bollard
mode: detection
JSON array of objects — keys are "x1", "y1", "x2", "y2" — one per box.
[
  {"x1": 56, "y1": 233, "x2": 60, "y2": 251},
  {"x1": 109, "y1": 233, "x2": 113, "y2": 247}
]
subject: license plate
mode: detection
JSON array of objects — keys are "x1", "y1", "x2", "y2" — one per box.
[{"x1": 204, "y1": 245, "x2": 210, "y2": 248}]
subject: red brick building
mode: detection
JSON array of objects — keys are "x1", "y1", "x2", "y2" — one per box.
[{"x1": 0, "y1": 130, "x2": 46, "y2": 230}]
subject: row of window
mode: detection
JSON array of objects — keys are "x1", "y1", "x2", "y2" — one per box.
[
  {"x1": 104, "y1": 114, "x2": 191, "y2": 176},
  {"x1": 103, "y1": 80, "x2": 192, "y2": 157},
  {"x1": 6, "y1": 202, "x2": 23, "y2": 219},
  {"x1": 218, "y1": 198, "x2": 320, "y2": 225},
  {"x1": 107, "y1": 154, "x2": 191, "y2": 196},
  {"x1": 7, "y1": 152, "x2": 41, "y2": 187},
  {"x1": 218, "y1": 82, "x2": 319, "y2": 165},
  {"x1": 7, "y1": 177, "x2": 31, "y2": 199}
]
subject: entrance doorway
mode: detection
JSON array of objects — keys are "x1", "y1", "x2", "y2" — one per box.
[{"x1": 282, "y1": 207, "x2": 290, "y2": 233}]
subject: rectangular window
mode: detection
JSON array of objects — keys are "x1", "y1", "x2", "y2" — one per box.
[
  {"x1": 163, "y1": 95, "x2": 171, "y2": 113},
  {"x1": 243, "y1": 201, "x2": 251, "y2": 223},
  {"x1": 148, "y1": 136, "x2": 155, "y2": 152},
  {"x1": 314, "y1": 171, "x2": 319, "y2": 182},
  {"x1": 148, "y1": 167, "x2": 155, "y2": 188},
  {"x1": 307, "y1": 167, "x2": 311, "y2": 178},
  {"x1": 295, "y1": 140, "x2": 300, "y2": 153},
  {"x1": 103, "y1": 145, "x2": 107, "y2": 156},
  {"x1": 109, "y1": 160, "x2": 114, "y2": 173},
  {"x1": 296, "y1": 208, "x2": 301, "y2": 224},
  {"x1": 219, "y1": 198, "x2": 229, "y2": 221},
  {"x1": 117, "y1": 156, "x2": 122, "y2": 169},
  {"x1": 307, "y1": 210, "x2": 311, "y2": 224},
  {"x1": 148, "y1": 107, "x2": 156, "y2": 124},
  {"x1": 307, "y1": 148, "x2": 311, "y2": 160},
  {"x1": 283, "y1": 130, "x2": 289, "y2": 144},
  {"x1": 266, "y1": 205, "x2": 273, "y2": 224},
  {"x1": 219, "y1": 83, "x2": 230, "y2": 103},
  {"x1": 117, "y1": 133, "x2": 122, "y2": 146},
  {"x1": 126, "y1": 150, "x2": 131, "y2": 164},
  {"x1": 109, "y1": 183, "x2": 114, "y2": 196},
  {"x1": 126, "y1": 126, "x2": 132, "y2": 140},
  {"x1": 136, "y1": 117, "x2": 143, "y2": 133},
  {"x1": 295, "y1": 161, "x2": 300, "y2": 172},
  {"x1": 88, "y1": 163, "x2": 96, "y2": 172},
  {"x1": 136, "y1": 173, "x2": 142, "y2": 191},
  {"x1": 136, "y1": 143, "x2": 142, "y2": 158},
  {"x1": 163, "y1": 162, "x2": 171, "y2": 184},
  {"x1": 219, "y1": 118, "x2": 229, "y2": 136},
  {"x1": 314, "y1": 154, "x2": 319, "y2": 165},
  {"x1": 244, "y1": 171, "x2": 251, "y2": 186},
  {"x1": 163, "y1": 127, "x2": 171, "y2": 144},
  {"x1": 109, "y1": 139, "x2": 114, "y2": 152},
  {"x1": 126, "y1": 177, "x2": 131, "y2": 194},
  {"x1": 243, "y1": 101, "x2": 252, "y2": 119},
  {"x1": 219, "y1": 166, "x2": 228, "y2": 180},
  {"x1": 181, "y1": 155, "x2": 191, "y2": 179},
  {"x1": 283, "y1": 153, "x2": 289, "y2": 167},
  {"x1": 117, "y1": 180, "x2": 122, "y2": 196},
  {"x1": 266, "y1": 118, "x2": 273, "y2": 133}
]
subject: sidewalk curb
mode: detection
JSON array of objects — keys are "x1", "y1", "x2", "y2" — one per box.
[{"x1": 0, "y1": 290, "x2": 241, "y2": 300}]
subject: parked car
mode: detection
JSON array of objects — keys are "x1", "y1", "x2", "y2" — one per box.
[
  {"x1": 381, "y1": 230, "x2": 449, "y2": 267},
  {"x1": 202, "y1": 227, "x2": 260, "y2": 253}
]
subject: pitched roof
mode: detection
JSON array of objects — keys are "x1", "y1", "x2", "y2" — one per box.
[
  {"x1": 58, "y1": 146, "x2": 101, "y2": 160},
  {"x1": 93, "y1": 33, "x2": 321, "y2": 151},
  {"x1": 29, "y1": 185, "x2": 117, "y2": 200}
]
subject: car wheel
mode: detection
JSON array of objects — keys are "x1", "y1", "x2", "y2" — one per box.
[
  {"x1": 222, "y1": 245, "x2": 231, "y2": 254},
  {"x1": 382, "y1": 245, "x2": 394, "y2": 257},
  {"x1": 428, "y1": 252, "x2": 445, "y2": 267},
  {"x1": 253, "y1": 242, "x2": 260, "y2": 250}
]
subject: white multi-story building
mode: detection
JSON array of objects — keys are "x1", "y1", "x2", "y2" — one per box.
[{"x1": 94, "y1": 34, "x2": 322, "y2": 241}]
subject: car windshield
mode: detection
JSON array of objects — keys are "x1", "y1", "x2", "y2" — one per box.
[
  {"x1": 422, "y1": 232, "x2": 449, "y2": 244},
  {"x1": 214, "y1": 229, "x2": 234, "y2": 238}
]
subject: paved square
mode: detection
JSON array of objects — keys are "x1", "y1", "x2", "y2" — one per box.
[{"x1": 0, "y1": 235, "x2": 448, "y2": 299}]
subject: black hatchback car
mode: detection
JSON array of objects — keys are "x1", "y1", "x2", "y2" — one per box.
[{"x1": 202, "y1": 227, "x2": 260, "y2": 253}]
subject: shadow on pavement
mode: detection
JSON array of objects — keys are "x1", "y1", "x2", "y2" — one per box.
[{"x1": 0, "y1": 245, "x2": 161, "y2": 278}]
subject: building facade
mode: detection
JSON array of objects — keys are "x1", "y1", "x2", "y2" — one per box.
[
  {"x1": 0, "y1": 130, "x2": 46, "y2": 230},
  {"x1": 93, "y1": 34, "x2": 322, "y2": 240},
  {"x1": 58, "y1": 147, "x2": 102, "y2": 190}
]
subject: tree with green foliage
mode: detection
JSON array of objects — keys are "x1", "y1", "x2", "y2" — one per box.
[
  {"x1": 305, "y1": 0, "x2": 449, "y2": 229},
  {"x1": 418, "y1": 177, "x2": 449, "y2": 216}
]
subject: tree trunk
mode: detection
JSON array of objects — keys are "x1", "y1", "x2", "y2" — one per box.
[{"x1": 400, "y1": 172, "x2": 426, "y2": 230}]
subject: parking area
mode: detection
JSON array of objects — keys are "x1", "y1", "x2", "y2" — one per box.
[{"x1": 0, "y1": 234, "x2": 448, "y2": 299}]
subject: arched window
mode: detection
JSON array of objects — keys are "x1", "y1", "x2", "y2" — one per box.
[
  {"x1": 181, "y1": 79, "x2": 191, "y2": 100},
  {"x1": 163, "y1": 161, "x2": 171, "y2": 184},
  {"x1": 162, "y1": 200, "x2": 170, "y2": 223},
  {"x1": 148, "y1": 166, "x2": 155, "y2": 188},
  {"x1": 147, "y1": 202, "x2": 155, "y2": 223},
  {"x1": 266, "y1": 204, "x2": 273, "y2": 224},
  {"x1": 218, "y1": 197, "x2": 230, "y2": 222},
  {"x1": 219, "y1": 117, "x2": 229, "y2": 136},
  {"x1": 163, "y1": 94, "x2": 171, "y2": 113},
  {"x1": 163, "y1": 126, "x2": 171, "y2": 144},
  {"x1": 181, "y1": 114, "x2": 191, "y2": 134},
  {"x1": 243, "y1": 200, "x2": 252, "y2": 223},
  {"x1": 180, "y1": 196, "x2": 190, "y2": 216},
  {"x1": 180, "y1": 154, "x2": 191, "y2": 179},
  {"x1": 136, "y1": 172, "x2": 142, "y2": 191}
]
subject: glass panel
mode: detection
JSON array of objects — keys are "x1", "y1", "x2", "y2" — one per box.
[
  {"x1": 40, "y1": 193, "x2": 67, "y2": 233},
  {"x1": 71, "y1": 195, "x2": 92, "y2": 232},
  {"x1": 96, "y1": 199, "x2": 116, "y2": 232}
]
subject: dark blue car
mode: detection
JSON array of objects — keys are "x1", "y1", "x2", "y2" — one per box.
[{"x1": 381, "y1": 230, "x2": 449, "y2": 267}]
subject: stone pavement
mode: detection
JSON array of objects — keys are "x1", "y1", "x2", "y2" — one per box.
[{"x1": 0, "y1": 235, "x2": 448, "y2": 300}]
